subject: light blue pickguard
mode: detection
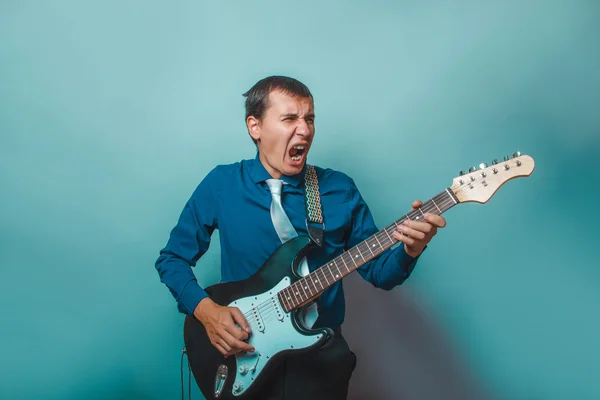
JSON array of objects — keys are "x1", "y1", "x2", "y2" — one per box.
[{"x1": 225, "y1": 276, "x2": 323, "y2": 397}]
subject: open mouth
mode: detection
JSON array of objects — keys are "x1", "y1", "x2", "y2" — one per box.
[{"x1": 288, "y1": 145, "x2": 307, "y2": 162}]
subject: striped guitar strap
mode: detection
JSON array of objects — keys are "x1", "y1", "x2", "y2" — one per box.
[{"x1": 304, "y1": 165, "x2": 324, "y2": 247}]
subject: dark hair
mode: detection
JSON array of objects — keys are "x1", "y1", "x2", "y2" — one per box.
[{"x1": 243, "y1": 76, "x2": 313, "y2": 144}]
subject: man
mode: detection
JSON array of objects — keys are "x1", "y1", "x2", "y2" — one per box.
[{"x1": 155, "y1": 76, "x2": 446, "y2": 399}]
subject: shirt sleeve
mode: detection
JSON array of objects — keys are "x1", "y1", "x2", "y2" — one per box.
[
  {"x1": 345, "y1": 178, "x2": 422, "y2": 290},
  {"x1": 154, "y1": 169, "x2": 219, "y2": 315}
]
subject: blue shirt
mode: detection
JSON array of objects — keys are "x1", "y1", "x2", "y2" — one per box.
[{"x1": 155, "y1": 154, "x2": 420, "y2": 328}]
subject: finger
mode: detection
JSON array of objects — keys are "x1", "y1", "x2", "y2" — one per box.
[
  {"x1": 215, "y1": 337, "x2": 232, "y2": 354},
  {"x1": 230, "y1": 307, "x2": 252, "y2": 335},
  {"x1": 424, "y1": 213, "x2": 446, "y2": 228},
  {"x1": 402, "y1": 220, "x2": 433, "y2": 234},
  {"x1": 223, "y1": 330, "x2": 255, "y2": 353},
  {"x1": 411, "y1": 200, "x2": 423, "y2": 210},
  {"x1": 396, "y1": 224, "x2": 426, "y2": 240},
  {"x1": 213, "y1": 342, "x2": 228, "y2": 357},
  {"x1": 226, "y1": 323, "x2": 249, "y2": 341},
  {"x1": 392, "y1": 230, "x2": 417, "y2": 247}
]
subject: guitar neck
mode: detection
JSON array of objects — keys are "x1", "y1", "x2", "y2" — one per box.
[{"x1": 278, "y1": 187, "x2": 459, "y2": 312}]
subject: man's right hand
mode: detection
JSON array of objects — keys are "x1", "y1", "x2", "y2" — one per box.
[{"x1": 193, "y1": 297, "x2": 255, "y2": 357}]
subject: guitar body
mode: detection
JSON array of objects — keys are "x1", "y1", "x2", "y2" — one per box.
[{"x1": 184, "y1": 236, "x2": 334, "y2": 399}]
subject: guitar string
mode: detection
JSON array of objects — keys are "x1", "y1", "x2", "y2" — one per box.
[
  {"x1": 241, "y1": 194, "x2": 459, "y2": 321},
  {"x1": 241, "y1": 175, "x2": 495, "y2": 320},
  {"x1": 241, "y1": 194, "x2": 457, "y2": 321},
  {"x1": 240, "y1": 188, "x2": 475, "y2": 319}
]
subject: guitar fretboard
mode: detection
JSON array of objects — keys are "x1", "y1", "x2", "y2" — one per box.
[{"x1": 277, "y1": 188, "x2": 459, "y2": 312}]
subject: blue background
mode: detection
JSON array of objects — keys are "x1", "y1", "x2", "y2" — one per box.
[{"x1": 1, "y1": 1, "x2": 599, "y2": 399}]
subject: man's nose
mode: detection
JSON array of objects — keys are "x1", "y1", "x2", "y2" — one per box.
[{"x1": 295, "y1": 119, "x2": 312, "y2": 136}]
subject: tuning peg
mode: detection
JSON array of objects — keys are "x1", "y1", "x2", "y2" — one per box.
[
  {"x1": 492, "y1": 159, "x2": 499, "y2": 165},
  {"x1": 468, "y1": 166, "x2": 476, "y2": 173},
  {"x1": 459, "y1": 170, "x2": 465, "y2": 176},
  {"x1": 513, "y1": 151, "x2": 521, "y2": 158},
  {"x1": 504, "y1": 155, "x2": 510, "y2": 161},
  {"x1": 479, "y1": 163, "x2": 488, "y2": 169}
]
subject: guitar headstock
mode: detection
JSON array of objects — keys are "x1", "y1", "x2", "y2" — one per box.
[{"x1": 452, "y1": 152, "x2": 535, "y2": 204}]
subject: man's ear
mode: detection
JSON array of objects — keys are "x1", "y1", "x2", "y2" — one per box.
[{"x1": 247, "y1": 116, "x2": 260, "y2": 142}]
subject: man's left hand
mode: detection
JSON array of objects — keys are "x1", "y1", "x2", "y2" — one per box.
[{"x1": 392, "y1": 200, "x2": 447, "y2": 258}]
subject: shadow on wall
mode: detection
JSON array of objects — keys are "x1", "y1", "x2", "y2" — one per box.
[{"x1": 344, "y1": 273, "x2": 494, "y2": 400}]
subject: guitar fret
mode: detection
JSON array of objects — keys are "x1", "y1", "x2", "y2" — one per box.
[
  {"x1": 293, "y1": 283, "x2": 305, "y2": 303},
  {"x1": 356, "y1": 246, "x2": 366, "y2": 262},
  {"x1": 425, "y1": 201, "x2": 437, "y2": 213},
  {"x1": 299, "y1": 280, "x2": 309, "y2": 300},
  {"x1": 431, "y1": 197, "x2": 442, "y2": 213},
  {"x1": 325, "y1": 263, "x2": 334, "y2": 281},
  {"x1": 445, "y1": 188, "x2": 457, "y2": 204},
  {"x1": 373, "y1": 233, "x2": 384, "y2": 251},
  {"x1": 321, "y1": 267, "x2": 331, "y2": 286},
  {"x1": 279, "y1": 291, "x2": 290, "y2": 312},
  {"x1": 383, "y1": 228, "x2": 394, "y2": 243},
  {"x1": 349, "y1": 251, "x2": 358, "y2": 266},
  {"x1": 340, "y1": 255, "x2": 351, "y2": 273},
  {"x1": 285, "y1": 287, "x2": 297, "y2": 309},
  {"x1": 313, "y1": 272, "x2": 325, "y2": 291},
  {"x1": 302, "y1": 277, "x2": 314, "y2": 298},
  {"x1": 312, "y1": 275, "x2": 320, "y2": 292},
  {"x1": 332, "y1": 260, "x2": 342, "y2": 279},
  {"x1": 348, "y1": 251, "x2": 358, "y2": 267},
  {"x1": 365, "y1": 240, "x2": 375, "y2": 257},
  {"x1": 308, "y1": 276, "x2": 317, "y2": 295}
]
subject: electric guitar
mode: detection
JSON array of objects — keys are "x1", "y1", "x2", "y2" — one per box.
[{"x1": 183, "y1": 153, "x2": 535, "y2": 399}]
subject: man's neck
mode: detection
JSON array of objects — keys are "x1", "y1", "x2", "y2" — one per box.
[{"x1": 258, "y1": 153, "x2": 282, "y2": 179}]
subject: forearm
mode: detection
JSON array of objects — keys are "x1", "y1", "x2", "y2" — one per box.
[
  {"x1": 358, "y1": 244, "x2": 420, "y2": 290},
  {"x1": 156, "y1": 250, "x2": 209, "y2": 315}
]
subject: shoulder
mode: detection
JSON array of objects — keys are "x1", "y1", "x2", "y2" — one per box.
[
  {"x1": 200, "y1": 159, "x2": 250, "y2": 183},
  {"x1": 311, "y1": 164, "x2": 355, "y2": 187},
  {"x1": 309, "y1": 164, "x2": 358, "y2": 203},
  {"x1": 190, "y1": 159, "x2": 249, "y2": 198}
]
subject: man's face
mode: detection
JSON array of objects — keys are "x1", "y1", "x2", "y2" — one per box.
[{"x1": 248, "y1": 90, "x2": 315, "y2": 178}]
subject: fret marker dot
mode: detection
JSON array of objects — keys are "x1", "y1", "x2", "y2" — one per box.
[
  {"x1": 372, "y1": 244, "x2": 376, "y2": 247},
  {"x1": 355, "y1": 255, "x2": 359, "y2": 258},
  {"x1": 304, "y1": 286, "x2": 308, "y2": 290},
  {"x1": 335, "y1": 274, "x2": 339, "y2": 278}
]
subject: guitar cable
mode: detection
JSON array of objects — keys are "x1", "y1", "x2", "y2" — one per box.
[{"x1": 181, "y1": 346, "x2": 191, "y2": 400}]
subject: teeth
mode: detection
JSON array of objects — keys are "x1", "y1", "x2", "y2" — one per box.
[
  {"x1": 291, "y1": 155, "x2": 301, "y2": 161},
  {"x1": 293, "y1": 145, "x2": 305, "y2": 150}
]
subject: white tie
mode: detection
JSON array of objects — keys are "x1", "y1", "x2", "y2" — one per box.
[
  {"x1": 265, "y1": 179, "x2": 319, "y2": 327},
  {"x1": 266, "y1": 179, "x2": 298, "y2": 244}
]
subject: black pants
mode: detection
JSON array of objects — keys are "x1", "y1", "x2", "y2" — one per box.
[{"x1": 250, "y1": 328, "x2": 357, "y2": 400}]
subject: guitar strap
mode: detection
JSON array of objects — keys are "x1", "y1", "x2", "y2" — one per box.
[{"x1": 304, "y1": 165, "x2": 324, "y2": 246}]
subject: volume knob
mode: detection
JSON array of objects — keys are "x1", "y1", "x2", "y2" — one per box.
[{"x1": 233, "y1": 381, "x2": 244, "y2": 393}]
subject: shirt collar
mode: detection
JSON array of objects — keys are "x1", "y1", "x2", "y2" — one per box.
[{"x1": 249, "y1": 152, "x2": 306, "y2": 188}]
